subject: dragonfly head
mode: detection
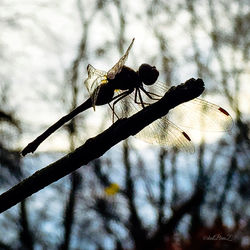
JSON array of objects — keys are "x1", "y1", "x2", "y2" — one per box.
[{"x1": 138, "y1": 64, "x2": 159, "y2": 85}]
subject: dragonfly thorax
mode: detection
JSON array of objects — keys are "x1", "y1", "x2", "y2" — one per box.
[{"x1": 107, "y1": 66, "x2": 141, "y2": 91}]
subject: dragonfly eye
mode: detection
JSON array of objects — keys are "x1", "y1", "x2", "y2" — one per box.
[{"x1": 138, "y1": 63, "x2": 159, "y2": 85}]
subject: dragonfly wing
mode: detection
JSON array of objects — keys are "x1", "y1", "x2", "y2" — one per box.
[
  {"x1": 107, "y1": 38, "x2": 135, "y2": 79},
  {"x1": 84, "y1": 64, "x2": 107, "y2": 109},
  {"x1": 173, "y1": 98, "x2": 233, "y2": 131},
  {"x1": 136, "y1": 116, "x2": 195, "y2": 153},
  {"x1": 147, "y1": 81, "x2": 233, "y2": 131},
  {"x1": 113, "y1": 91, "x2": 194, "y2": 153}
]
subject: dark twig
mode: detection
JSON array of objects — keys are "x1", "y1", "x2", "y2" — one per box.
[
  {"x1": 0, "y1": 78, "x2": 204, "y2": 214},
  {"x1": 0, "y1": 110, "x2": 20, "y2": 129}
]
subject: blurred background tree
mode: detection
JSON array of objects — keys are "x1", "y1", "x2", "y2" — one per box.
[{"x1": 0, "y1": 0, "x2": 249, "y2": 249}]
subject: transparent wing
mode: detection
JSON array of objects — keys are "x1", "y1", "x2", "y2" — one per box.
[
  {"x1": 146, "y1": 81, "x2": 233, "y2": 132},
  {"x1": 84, "y1": 64, "x2": 108, "y2": 109},
  {"x1": 107, "y1": 38, "x2": 135, "y2": 79},
  {"x1": 113, "y1": 90, "x2": 194, "y2": 153},
  {"x1": 137, "y1": 116, "x2": 195, "y2": 153},
  {"x1": 84, "y1": 64, "x2": 107, "y2": 95}
]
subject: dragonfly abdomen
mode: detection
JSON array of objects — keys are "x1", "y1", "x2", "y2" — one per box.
[{"x1": 94, "y1": 84, "x2": 115, "y2": 106}]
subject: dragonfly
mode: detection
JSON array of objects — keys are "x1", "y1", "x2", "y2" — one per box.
[{"x1": 21, "y1": 38, "x2": 233, "y2": 156}]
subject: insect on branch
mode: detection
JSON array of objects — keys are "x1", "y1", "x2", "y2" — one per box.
[{"x1": 0, "y1": 78, "x2": 204, "y2": 213}]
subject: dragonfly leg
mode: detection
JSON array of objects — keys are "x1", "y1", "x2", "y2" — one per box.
[
  {"x1": 134, "y1": 89, "x2": 150, "y2": 108},
  {"x1": 135, "y1": 88, "x2": 145, "y2": 108},
  {"x1": 134, "y1": 100, "x2": 151, "y2": 106},
  {"x1": 140, "y1": 86, "x2": 161, "y2": 100},
  {"x1": 108, "y1": 103, "x2": 119, "y2": 123},
  {"x1": 111, "y1": 90, "x2": 132, "y2": 102},
  {"x1": 134, "y1": 88, "x2": 138, "y2": 104},
  {"x1": 134, "y1": 88, "x2": 141, "y2": 105},
  {"x1": 110, "y1": 90, "x2": 132, "y2": 122}
]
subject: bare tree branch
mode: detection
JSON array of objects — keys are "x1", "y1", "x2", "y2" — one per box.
[
  {"x1": 19, "y1": 201, "x2": 34, "y2": 250},
  {"x1": 0, "y1": 78, "x2": 204, "y2": 214},
  {"x1": 123, "y1": 140, "x2": 147, "y2": 249},
  {"x1": 60, "y1": 172, "x2": 82, "y2": 250},
  {"x1": 146, "y1": 186, "x2": 204, "y2": 250},
  {"x1": 0, "y1": 110, "x2": 19, "y2": 129}
]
